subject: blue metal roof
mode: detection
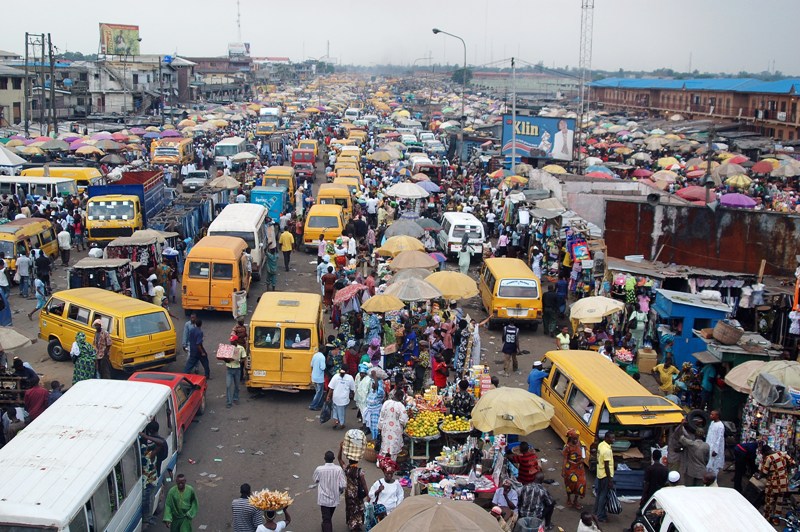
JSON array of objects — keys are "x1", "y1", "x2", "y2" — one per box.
[{"x1": 590, "y1": 77, "x2": 800, "y2": 94}]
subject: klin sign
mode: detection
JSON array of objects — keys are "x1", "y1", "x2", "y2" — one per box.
[{"x1": 513, "y1": 121, "x2": 539, "y2": 136}]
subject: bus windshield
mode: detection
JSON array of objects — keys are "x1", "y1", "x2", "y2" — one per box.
[
  {"x1": 209, "y1": 230, "x2": 255, "y2": 249},
  {"x1": 215, "y1": 144, "x2": 241, "y2": 157},
  {"x1": 498, "y1": 279, "x2": 539, "y2": 298},
  {"x1": 87, "y1": 200, "x2": 136, "y2": 220},
  {"x1": 154, "y1": 147, "x2": 179, "y2": 158},
  {"x1": 308, "y1": 216, "x2": 340, "y2": 229}
]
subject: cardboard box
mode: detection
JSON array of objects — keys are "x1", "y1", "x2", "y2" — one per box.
[{"x1": 637, "y1": 348, "x2": 658, "y2": 373}]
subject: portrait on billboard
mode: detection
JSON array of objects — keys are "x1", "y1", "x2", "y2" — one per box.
[
  {"x1": 551, "y1": 119, "x2": 574, "y2": 161},
  {"x1": 99, "y1": 23, "x2": 141, "y2": 56}
]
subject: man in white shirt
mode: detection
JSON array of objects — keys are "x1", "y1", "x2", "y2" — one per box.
[
  {"x1": 326, "y1": 368, "x2": 355, "y2": 430},
  {"x1": 705, "y1": 410, "x2": 725, "y2": 475},
  {"x1": 313, "y1": 450, "x2": 346, "y2": 532},
  {"x1": 57, "y1": 228, "x2": 71, "y2": 266}
]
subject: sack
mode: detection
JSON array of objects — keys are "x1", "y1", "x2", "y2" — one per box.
[
  {"x1": 13, "y1": 269, "x2": 20, "y2": 283},
  {"x1": 606, "y1": 488, "x2": 622, "y2": 515},
  {"x1": 320, "y1": 400, "x2": 332, "y2": 424}
]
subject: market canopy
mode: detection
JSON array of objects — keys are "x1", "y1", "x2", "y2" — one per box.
[
  {"x1": 361, "y1": 294, "x2": 405, "y2": 313},
  {"x1": 385, "y1": 182, "x2": 429, "y2": 199},
  {"x1": 383, "y1": 219, "x2": 425, "y2": 239},
  {"x1": 0, "y1": 144, "x2": 26, "y2": 167},
  {"x1": 388, "y1": 250, "x2": 440, "y2": 271},
  {"x1": 746, "y1": 360, "x2": 800, "y2": 391},
  {"x1": 383, "y1": 277, "x2": 442, "y2": 302},
  {"x1": 376, "y1": 235, "x2": 425, "y2": 257},
  {"x1": 723, "y1": 360, "x2": 766, "y2": 394},
  {"x1": 471, "y1": 387, "x2": 555, "y2": 436},
  {"x1": 0, "y1": 327, "x2": 33, "y2": 351}
]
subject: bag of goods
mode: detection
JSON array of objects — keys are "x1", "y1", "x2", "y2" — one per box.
[{"x1": 342, "y1": 428, "x2": 367, "y2": 461}]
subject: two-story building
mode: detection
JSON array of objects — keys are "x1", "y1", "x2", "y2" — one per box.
[
  {"x1": 0, "y1": 64, "x2": 27, "y2": 126},
  {"x1": 590, "y1": 77, "x2": 800, "y2": 141}
]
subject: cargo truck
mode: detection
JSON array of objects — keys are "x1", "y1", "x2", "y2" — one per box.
[
  {"x1": 86, "y1": 170, "x2": 167, "y2": 244},
  {"x1": 250, "y1": 185, "x2": 287, "y2": 221}
]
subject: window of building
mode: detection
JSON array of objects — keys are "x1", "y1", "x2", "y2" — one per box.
[
  {"x1": 0, "y1": 77, "x2": 7, "y2": 90},
  {"x1": 12, "y1": 78, "x2": 21, "y2": 90},
  {"x1": 79, "y1": 72, "x2": 88, "y2": 81},
  {"x1": 132, "y1": 74, "x2": 139, "y2": 84}
]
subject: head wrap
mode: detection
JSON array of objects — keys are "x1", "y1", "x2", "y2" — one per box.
[
  {"x1": 358, "y1": 362, "x2": 370, "y2": 373},
  {"x1": 378, "y1": 457, "x2": 398, "y2": 474}
]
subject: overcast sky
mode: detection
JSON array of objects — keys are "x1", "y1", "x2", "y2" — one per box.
[{"x1": 1, "y1": 0, "x2": 796, "y2": 75}]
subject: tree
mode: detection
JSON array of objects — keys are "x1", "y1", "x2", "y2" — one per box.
[{"x1": 451, "y1": 67, "x2": 472, "y2": 85}]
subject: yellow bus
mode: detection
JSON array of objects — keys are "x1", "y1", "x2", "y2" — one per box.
[
  {"x1": 182, "y1": 236, "x2": 251, "y2": 312},
  {"x1": 248, "y1": 292, "x2": 324, "y2": 391},
  {"x1": 20, "y1": 166, "x2": 104, "y2": 193},
  {"x1": 478, "y1": 258, "x2": 542, "y2": 329}
]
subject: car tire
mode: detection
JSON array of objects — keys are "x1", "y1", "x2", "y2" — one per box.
[
  {"x1": 48, "y1": 338, "x2": 70, "y2": 362},
  {"x1": 197, "y1": 393, "x2": 206, "y2": 416}
]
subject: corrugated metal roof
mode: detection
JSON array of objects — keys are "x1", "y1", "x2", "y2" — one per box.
[{"x1": 590, "y1": 77, "x2": 800, "y2": 94}]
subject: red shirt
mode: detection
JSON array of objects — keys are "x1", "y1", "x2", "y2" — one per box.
[
  {"x1": 508, "y1": 451, "x2": 542, "y2": 484},
  {"x1": 24, "y1": 386, "x2": 50, "y2": 422},
  {"x1": 432, "y1": 359, "x2": 448, "y2": 388}
]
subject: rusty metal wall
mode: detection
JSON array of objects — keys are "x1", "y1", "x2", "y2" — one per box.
[{"x1": 604, "y1": 200, "x2": 800, "y2": 276}]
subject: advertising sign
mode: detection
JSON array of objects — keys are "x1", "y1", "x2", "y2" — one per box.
[
  {"x1": 228, "y1": 42, "x2": 251, "y2": 57},
  {"x1": 501, "y1": 115, "x2": 576, "y2": 161},
  {"x1": 99, "y1": 23, "x2": 140, "y2": 55}
]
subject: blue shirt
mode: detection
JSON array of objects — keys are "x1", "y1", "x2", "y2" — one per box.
[
  {"x1": 527, "y1": 369, "x2": 548, "y2": 396},
  {"x1": 401, "y1": 331, "x2": 419, "y2": 362},
  {"x1": 700, "y1": 364, "x2": 716, "y2": 393},
  {"x1": 188, "y1": 327, "x2": 204, "y2": 356},
  {"x1": 555, "y1": 279, "x2": 568, "y2": 299},
  {"x1": 311, "y1": 351, "x2": 327, "y2": 383}
]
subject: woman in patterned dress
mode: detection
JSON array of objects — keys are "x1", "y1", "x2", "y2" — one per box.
[
  {"x1": 760, "y1": 445, "x2": 795, "y2": 519},
  {"x1": 365, "y1": 376, "x2": 385, "y2": 440},
  {"x1": 561, "y1": 428, "x2": 587, "y2": 509},
  {"x1": 71, "y1": 332, "x2": 96, "y2": 384},
  {"x1": 377, "y1": 389, "x2": 408, "y2": 461}
]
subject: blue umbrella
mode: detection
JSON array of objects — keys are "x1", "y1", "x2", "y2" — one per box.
[
  {"x1": 585, "y1": 165, "x2": 614, "y2": 175},
  {"x1": 143, "y1": 131, "x2": 161, "y2": 139},
  {"x1": 418, "y1": 181, "x2": 441, "y2": 193}
]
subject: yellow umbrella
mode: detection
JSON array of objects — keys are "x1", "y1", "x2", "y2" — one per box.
[
  {"x1": 657, "y1": 156, "x2": 679, "y2": 168},
  {"x1": 27, "y1": 141, "x2": 46, "y2": 147},
  {"x1": 569, "y1": 296, "x2": 625, "y2": 330},
  {"x1": 162, "y1": 123, "x2": 176, "y2": 130},
  {"x1": 5, "y1": 139, "x2": 24, "y2": 147},
  {"x1": 542, "y1": 164, "x2": 566, "y2": 174},
  {"x1": 503, "y1": 175, "x2": 528, "y2": 186},
  {"x1": 304, "y1": 107, "x2": 321, "y2": 114},
  {"x1": 177, "y1": 119, "x2": 197, "y2": 129},
  {"x1": 471, "y1": 387, "x2": 555, "y2": 436},
  {"x1": 362, "y1": 294, "x2": 405, "y2": 313},
  {"x1": 76, "y1": 145, "x2": 105, "y2": 155},
  {"x1": 614, "y1": 147, "x2": 633, "y2": 155},
  {"x1": 19, "y1": 146, "x2": 44, "y2": 155},
  {"x1": 425, "y1": 271, "x2": 479, "y2": 300},
  {"x1": 652, "y1": 169, "x2": 678, "y2": 183},
  {"x1": 145, "y1": 126, "x2": 160, "y2": 132},
  {"x1": 760, "y1": 158, "x2": 781, "y2": 169},
  {"x1": 394, "y1": 109, "x2": 411, "y2": 119},
  {"x1": 368, "y1": 150, "x2": 394, "y2": 162},
  {"x1": 212, "y1": 119, "x2": 229, "y2": 127},
  {"x1": 388, "y1": 250, "x2": 439, "y2": 271},
  {"x1": 372, "y1": 497, "x2": 503, "y2": 532},
  {"x1": 725, "y1": 174, "x2": 752, "y2": 188},
  {"x1": 376, "y1": 236, "x2": 425, "y2": 257},
  {"x1": 717, "y1": 151, "x2": 735, "y2": 160}
]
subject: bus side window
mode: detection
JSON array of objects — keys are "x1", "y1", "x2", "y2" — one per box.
[
  {"x1": 551, "y1": 369, "x2": 570, "y2": 398},
  {"x1": 120, "y1": 442, "x2": 139, "y2": 498},
  {"x1": 91, "y1": 476, "x2": 114, "y2": 530},
  {"x1": 68, "y1": 506, "x2": 90, "y2": 532}
]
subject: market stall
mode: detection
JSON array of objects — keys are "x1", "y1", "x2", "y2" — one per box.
[
  {"x1": 104, "y1": 235, "x2": 163, "y2": 269},
  {"x1": 68, "y1": 258, "x2": 140, "y2": 296}
]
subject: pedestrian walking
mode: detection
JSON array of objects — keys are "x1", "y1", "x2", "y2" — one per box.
[
  {"x1": 542, "y1": 285, "x2": 559, "y2": 337},
  {"x1": 92, "y1": 319, "x2": 113, "y2": 379},
  {"x1": 0, "y1": 259, "x2": 9, "y2": 300},
  {"x1": 705, "y1": 410, "x2": 725, "y2": 475},
  {"x1": 182, "y1": 313, "x2": 197, "y2": 353},
  {"x1": 309, "y1": 350, "x2": 326, "y2": 410},
  {"x1": 327, "y1": 368, "x2": 356, "y2": 430},
  {"x1": 226, "y1": 336, "x2": 246, "y2": 408},
  {"x1": 232, "y1": 483, "x2": 264, "y2": 532},
  {"x1": 183, "y1": 319, "x2": 210, "y2": 378},
  {"x1": 27, "y1": 274, "x2": 47, "y2": 320},
  {"x1": 164, "y1": 474, "x2": 199, "y2": 531},
  {"x1": 338, "y1": 440, "x2": 368, "y2": 531},
  {"x1": 313, "y1": 450, "x2": 346, "y2": 532},
  {"x1": 265, "y1": 246, "x2": 278, "y2": 290},
  {"x1": 16, "y1": 252, "x2": 31, "y2": 298},
  {"x1": 500, "y1": 320, "x2": 520, "y2": 376},
  {"x1": 34, "y1": 252, "x2": 51, "y2": 295},
  {"x1": 279, "y1": 228, "x2": 295, "y2": 271}
]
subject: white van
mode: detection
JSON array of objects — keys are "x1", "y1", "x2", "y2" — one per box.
[
  {"x1": 207, "y1": 203, "x2": 269, "y2": 280},
  {"x1": 214, "y1": 136, "x2": 247, "y2": 165},
  {"x1": 635, "y1": 487, "x2": 773, "y2": 532},
  {"x1": 437, "y1": 212, "x2": 486, "y2": 256},
  {"x1": 344, "y1": 108, "x2": 360, "y2": 122}
]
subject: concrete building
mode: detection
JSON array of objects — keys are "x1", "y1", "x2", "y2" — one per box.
[
  {"x1": 0, "y1": 64, "x2": 27, "y2": 126},
  {"x1": 590, "y1": 77, "x2": 800, "y2": 141},
  {"x1": 186, "y1": 55, "x2": 253, "y2": 102}
]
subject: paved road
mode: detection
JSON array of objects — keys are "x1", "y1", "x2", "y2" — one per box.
[{"x1": 14, "y1": 159, "x2": 653, "y2": 531}]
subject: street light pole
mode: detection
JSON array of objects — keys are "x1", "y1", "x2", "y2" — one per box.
[{"x1": 432, "y1": 28, "x2": 466, "y2": 162}]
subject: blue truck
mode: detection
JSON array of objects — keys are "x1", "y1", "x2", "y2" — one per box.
[
  {"x1": 86, "y1": 170, "x2": 167, "y2": 243},
  {"x1": 250, "y1": 185, "x2": 287, "y2": 221}
]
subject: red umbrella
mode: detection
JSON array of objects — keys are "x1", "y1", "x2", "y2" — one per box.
[
  {"x1": 632, "y1": 168, "x2": 652, "y2": 177},
  {"x1": 586, "y1": 171, "x2": 613, "y2": 179},
  {"x1": 727, "y1": 155, "x2": 749, "y2": 165},
  {"x1": 751, "y1": 160, "x2": 775, "y2": 174},
  {"x1": 333, "y1": 283, "x2": 367, "y2": 305},
  {"x1": 686, "y1": 169, "x2": 707, "y2": 178},
  {"x1": 676, "y1": 185, "x2": 714, "y2": 201},
  {"x1": 586, "y1": 138, "x2": 599, "y2": 145}
]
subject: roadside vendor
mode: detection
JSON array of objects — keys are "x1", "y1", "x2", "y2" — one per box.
[{"x1": 652, "y1": 358, "x2": 679, "y2": 395}]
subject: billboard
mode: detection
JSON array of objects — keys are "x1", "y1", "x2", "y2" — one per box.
[
  {"x1": 99, "y1": 23, "x2": 140, "y2": 56},
  {"x1": 501, "y1": 115, "x2": 576, "y2": 162},
  {"x1": 228, "y1": 42, "x2": 251, "y2": 57}
]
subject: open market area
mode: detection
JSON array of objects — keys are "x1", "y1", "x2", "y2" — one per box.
[{"x1": 0, "y1": 2, "x2": 799, "y2": 532}]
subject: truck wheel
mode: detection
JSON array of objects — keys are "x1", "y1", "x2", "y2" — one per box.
[
  {"x1": 48, "y1": 339, "x2": 70, "y2": 362},
  {"x1": 531, "y1": 322, "x2": 539, "y2": 332}
]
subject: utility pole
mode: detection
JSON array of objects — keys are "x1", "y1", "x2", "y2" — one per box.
[
  {"x1": 511, "y1": 57, "x2": 517, "y2": 172},
  {"x1": 158, "y1": 56, "x2": 164, "y2": 127},
  {"x1": 39, "y1": 35, "x2": 46, "y2": 135},
  {"x1": 23, "y1": 32, "x2": 30, "y2": 136},
  {"x1": 48, "y1": 33, "x2": 57, "y2": 135},
  {"x1": 576, "y1": 0, "x2": 595, "y2": 175}
]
